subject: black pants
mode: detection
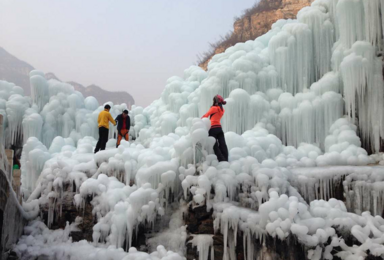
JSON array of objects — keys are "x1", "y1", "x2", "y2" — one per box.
[
  {"x1": 209, "y1": 127, "x2": 228, "y2": 162},
  {"x1": 94, "y1": 127, "x2": 109, "y2": 153}
]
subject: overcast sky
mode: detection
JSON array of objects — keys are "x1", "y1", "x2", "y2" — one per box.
[{"x1": 0, "y1": 0, "x2": 256, "y2": 106}]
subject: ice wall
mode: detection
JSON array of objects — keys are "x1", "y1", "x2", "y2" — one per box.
[{"x1": 130, "y1": 0, "x2": 384, "y2": 154}]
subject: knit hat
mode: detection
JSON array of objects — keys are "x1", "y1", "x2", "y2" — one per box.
[{"x1": 215, "y1": 95, "x2": 226, "y2": 105}]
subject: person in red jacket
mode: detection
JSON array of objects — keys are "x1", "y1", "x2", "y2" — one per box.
[{"x1": 202, "y1": 95, "x2": 228, "y2": 162}]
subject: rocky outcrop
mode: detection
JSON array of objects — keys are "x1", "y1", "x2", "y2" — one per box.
[{"x1": 199, "y1": 0, "x2": 314, "y2": 70}]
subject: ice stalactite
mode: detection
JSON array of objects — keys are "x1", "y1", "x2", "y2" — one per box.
[
  {"x1": 22, "y1": 106, "x2": 43, "y2": 143},
  {"x1": 189, "y1": 235, "x2": 214, "y2": 260},
  {"x1": 298, "y1": 1, "x2": 335, "y2": 80},
  {"x1": 343, "y1": 167, "x2": 384, "y2": 216},
  {"x1": 0, "y1": 81, "x2": 30, "y2": 147},
  {"x1": 278, "y1": 90, "x2": 344, "y2": 148},
  {"x1": 20, "y1": 137, "x2": 51, "y2": 199},
  {"x1": 30, "y1": 71, "x2": 49, "y2": 112},
  {"x1": 5, "y1": 94, "x2": 30, "y2": 146},
  {"x1": 222, "y1": 89, "x2": 250, "y2": 134},
  {"x1": 340, "y1": 41, "x2": 384, "y2": 153},
  {"x1": 362, "y1": 0, "x2": 382, "y2": 49},
  {"x1": 336, "y1": 0, "x2": 365, "y2": 49},
  {"x1": 269, "y1": 22, "x2": 314, "y2": 94}
]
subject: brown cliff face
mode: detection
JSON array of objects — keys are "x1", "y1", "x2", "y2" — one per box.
[{"x1": 199, "y1": 0, "x2": 314, "y2": 70}]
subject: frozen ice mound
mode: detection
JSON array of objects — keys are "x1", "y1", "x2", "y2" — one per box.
[{"x1": 8, "y1": 0, "x2": 384, "y2": 259}]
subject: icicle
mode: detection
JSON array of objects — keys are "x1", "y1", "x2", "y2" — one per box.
[
  {"x1": 336, "y1": 0, "x2": 365, "y2": 48},
  {"x1": 340, "y1": 41, "x2": 384, "y2": 153},
  {"x1": 189, "y1": 235, "x2": 214, "y2": 260},
  {"x1": 362, "y1": 0, "x2": 382, "y2": 49},
  {"x1": 298, "y1": 2, "x2": 335, "y2": 80}
]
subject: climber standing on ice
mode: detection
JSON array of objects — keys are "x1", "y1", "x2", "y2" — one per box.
[
  {"x1": 202, "y1": 95, "x2": 228, "y2": 162},
  {"x1": 115, "y1": 109, "x2": 130, "y2": 147},
  {"x1": 94, "y1": 104, "x2": 116, "y2": 153}
]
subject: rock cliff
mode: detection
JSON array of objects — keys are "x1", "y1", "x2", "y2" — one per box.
[{"x1": 199, "y1": 0, "x2": 314, "y2": 70}]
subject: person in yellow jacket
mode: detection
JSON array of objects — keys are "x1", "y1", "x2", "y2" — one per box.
[{"x1": 94, "y1": 104, "x2": 116, "y2": 153}]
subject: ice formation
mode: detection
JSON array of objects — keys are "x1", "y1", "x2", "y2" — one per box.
[
  {"x1": 5, "y1": 0, "x2": 384, "y2": 259},
  {"x1": 13, "y1": 219, "x2": 184, "y2": 260}
]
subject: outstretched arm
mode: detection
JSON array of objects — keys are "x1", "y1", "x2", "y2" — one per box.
[
  {"x1": 108, "y1": 113, "x2": 116, "y2": 126},
  {"x1": 201, "y1": 107, "x2": 217, "y2": 119}
]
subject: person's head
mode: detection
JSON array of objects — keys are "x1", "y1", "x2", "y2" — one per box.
[
  {"x1": 212, "y1": 95, "x2": 226, "y2": 106},
  {"x1": 122, "y1": 110, "x2": 129, "y2": 118},
  {"x1": 104, "y1": 104, "x2": 111, "y2": 111}
]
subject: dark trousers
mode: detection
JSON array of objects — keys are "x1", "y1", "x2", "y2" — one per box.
[
  {"x1": 209, "y1": 127, "x2": 228, "y2": 162},
  {"x1": 94, "y1": 127, "x2": 109, "y2": 153}
]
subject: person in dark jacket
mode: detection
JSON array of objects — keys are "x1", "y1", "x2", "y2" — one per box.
[
  {"x1": 115, "y1": 110, "x2": 130, "y2": 147},
  {"x1": 201, "y1": 95, "x2": 228, "y2": 162}
]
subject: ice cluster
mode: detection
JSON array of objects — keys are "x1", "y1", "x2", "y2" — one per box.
[
  {"x1": 14, "y1": 219, "x2": 183, "y2": 260},
  {"x1": 0, "y1": 73, "x2": 132, "y2": 150}
]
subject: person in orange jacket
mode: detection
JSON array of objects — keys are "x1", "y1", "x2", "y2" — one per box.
[
  {"x1": 115, "y1": 110, "x2": 130, "y2": 147},
  {"x1": 94, "y1": 104, "x2": 116, "y2": 153},
  {"x1": 202, "y1": 95, "x2": 228, "y2": 162}
]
